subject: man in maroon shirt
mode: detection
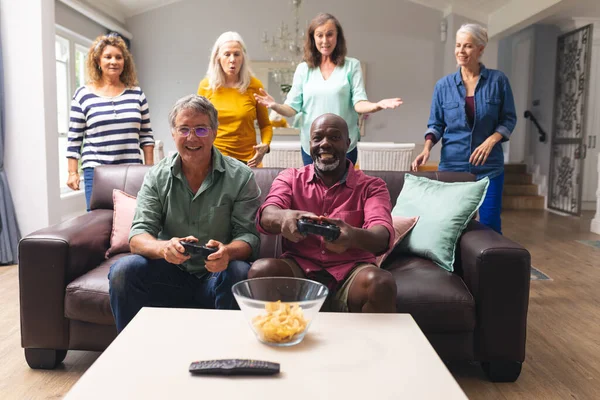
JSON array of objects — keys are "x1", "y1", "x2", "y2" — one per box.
[{"x1": 249, "y1": 113, "x2": 397, "y2": 313}]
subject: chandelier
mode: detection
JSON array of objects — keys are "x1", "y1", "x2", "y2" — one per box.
[{"x1": 261, "y1": 0, "x2": 304, "y2": 95}]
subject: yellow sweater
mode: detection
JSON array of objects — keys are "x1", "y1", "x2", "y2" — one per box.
[{"x1": 197, "y1": 76, "x2": 273, "y2": 162}]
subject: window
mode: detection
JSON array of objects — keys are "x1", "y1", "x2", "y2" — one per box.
[{"x1": 55, "y1": 26, "x2": 92, "y2": 192}]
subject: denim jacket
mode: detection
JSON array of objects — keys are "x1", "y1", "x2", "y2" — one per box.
[{"x1": 425, "y1": 64, "x2": 517, "y2": 179}]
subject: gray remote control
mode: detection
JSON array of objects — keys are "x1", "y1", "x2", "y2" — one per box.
[{"x1": 189, "y1": 359, "x2": 280, "y2": 376}]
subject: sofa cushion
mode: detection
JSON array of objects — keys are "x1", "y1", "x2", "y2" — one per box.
[
  {"x1": 105, "y1": 189, "x2": 137, "y2": 258},
  {"x1": 375, "y1": 215, "x2": 419, "y2": 267},
  {"x1": 64, "y1": 254, "x2": 129, "y2": 326},
  {"x1": 385, "y1": 255, "x2": 476, "y2": 333},
  {"x1": 391, "y1": 174, "x2": 489, "y2": 271}
]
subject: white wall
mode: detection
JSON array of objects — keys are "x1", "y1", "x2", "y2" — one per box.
[
  {"x1": 1, "y1": 0, "x2": 61, "y2": 236},
  {"x1": 498, "y1": 24, "x2": 559, "y2": 175},
  {"x1": 530, "y1": 25, "x2": 560, "y2": 177},
  {"x1": 126, "y1": 0, "x2": 447, "y2": 159}
]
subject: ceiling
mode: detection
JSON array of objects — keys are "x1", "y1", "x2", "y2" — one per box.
[
  {"x1": 84, "y1": 0, "x2": 179, "y2": 21},
  {"x1": 410, "y1": 0, "x2": 511, "y2": 17},
  {"x1": 93, "y1": 0, "x2": 513, "y2": 20},
  {"x1": 86, "y1": 0, "x2": 600, "y2": 31}
]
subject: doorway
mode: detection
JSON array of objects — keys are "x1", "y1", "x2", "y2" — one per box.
[{"x1": 548, "y1": 24, "x2": 593, "y2": 215}]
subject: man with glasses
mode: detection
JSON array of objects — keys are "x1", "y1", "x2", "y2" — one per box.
[{"x1": 108, "y1": 94, "x2": 261, "y2": 333}]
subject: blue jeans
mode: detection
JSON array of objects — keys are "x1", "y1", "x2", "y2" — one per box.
[
  {"x1": 301, "y1": 147, "x2": 358, "y2": 166},
  {"x1": 478, "y1": 172, "x2": 504, "y2": 234},
  {"x1": 83, "y1": 167, "x2": 94, "y2": 212},
  {"x1": 108, "y1": 255, "x2": 250, "y2": 333}
]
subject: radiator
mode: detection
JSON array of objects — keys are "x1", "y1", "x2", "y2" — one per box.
[
  {"x1": 262, "y1": 141, "x2": 304, "y2": 168},
  {"x1": 357, "y1": 143, "x2": 415, "y2": 171},
  {"x1": 262, "y1": 141, "x2": 416, "y2": 171}
]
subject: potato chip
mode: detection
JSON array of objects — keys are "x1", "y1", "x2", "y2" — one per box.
[{"x1": 252, "y1": 301, "x2": 308, "y2": 343}]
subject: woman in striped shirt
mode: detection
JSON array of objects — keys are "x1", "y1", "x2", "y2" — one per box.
[{"x1": 66, "y1": 33, "x2": 154, "y2": 211}]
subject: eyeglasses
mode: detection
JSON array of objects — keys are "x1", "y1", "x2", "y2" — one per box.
[{"x1": 175, "y1": 126, "x2": 212, "y2": 137}]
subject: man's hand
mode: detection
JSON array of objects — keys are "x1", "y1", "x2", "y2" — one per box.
[
  {"x1": 321, "y1": 217, "x2": 355, "y2": 254},
  {"x1": 204, "y1": 239, "x2": 229, "y2": 273},
  {"x1": 162, "y1": 236, "x2": 195, "y2": 264},
  {"x1": 281, "y1": 210, "x2": 319, "y2": 243}
]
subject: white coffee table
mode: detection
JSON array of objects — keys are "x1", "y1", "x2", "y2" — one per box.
[{"x1": 65, "y1": 308, "x2": 466, "y2": 399}]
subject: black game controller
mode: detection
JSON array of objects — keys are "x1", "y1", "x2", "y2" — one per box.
[
  {"x1": 296, "y1": 218, "x2": 341, "y2": 242},
  {"x1": 179, "y1": 241, "x2": 218, "y2": 259}
]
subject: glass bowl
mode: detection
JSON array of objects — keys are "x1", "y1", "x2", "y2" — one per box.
[{"x1": 232, "y1": 277, "x2": 329, "y2": 346}]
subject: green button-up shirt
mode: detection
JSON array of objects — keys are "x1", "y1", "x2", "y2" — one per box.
[{"x1": 129, "y1": 147, "x2": 261, "y2": 277}]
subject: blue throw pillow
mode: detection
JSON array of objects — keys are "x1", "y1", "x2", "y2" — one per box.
[{"x1": 391, "y1": 174, "x2": 489, "y2": 271}]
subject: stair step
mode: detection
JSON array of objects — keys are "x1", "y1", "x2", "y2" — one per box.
[
  {"x1": 505, "y1": 173, "x2": 533, "y2": 184},
  {"x1": 504, "y1": 184, "x2": 538, "y2": 196},
  {"x1": 502, "y1": 195, "x2": 545, "y2": 209},
  {"x1": 505, "y1": 163, "x2": 528, "y2": 174}
]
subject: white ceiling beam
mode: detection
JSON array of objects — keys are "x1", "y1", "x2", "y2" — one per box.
[
  {"x1": 487, "y1": 0, "x2": 566, "y2": 39},
  {"x1": 443, "y1": 4, "x2": 488, "y2": 24},
  {"x1": 81, "y1": 0, "x2": 127, "y2": 24},
  {"x1": 125, "y1": 0, "x2": 184, "y2": 18},
  {"x1": 58, "y1": 0, "x2": 133, "y2": 39},
  {"x1": 405, "y1": 0, "x2": 446, "y2": 13}
]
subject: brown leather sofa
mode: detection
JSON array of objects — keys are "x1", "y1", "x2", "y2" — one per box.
[{"x1": 19, "y1": 164, "x2": 530, "y2": 381}]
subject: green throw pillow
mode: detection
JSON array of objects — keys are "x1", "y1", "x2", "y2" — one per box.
[{"x1": 392, "y1": 174, "x2": 489, "y2": 272}]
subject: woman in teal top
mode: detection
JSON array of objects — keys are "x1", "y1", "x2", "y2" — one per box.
[{"x1": 255, "y1": 13, "x2": 403, "y2": 165}]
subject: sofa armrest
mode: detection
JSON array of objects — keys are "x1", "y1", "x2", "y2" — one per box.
[
  {"x1": 19, "y1": 210, "x2": 113, "y2": 349},
  {"x1": 456, "y1": 220, "x2": 531, "y2": 362}
]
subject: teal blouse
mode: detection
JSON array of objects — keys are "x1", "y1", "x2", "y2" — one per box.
[{"x1": 285, "y1": 57, "x2": 368, "y2": 154}]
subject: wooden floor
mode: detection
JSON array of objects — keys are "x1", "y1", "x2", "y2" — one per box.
[{"x1": 1, "y1": 210, "x2": 599, "y2": 399}]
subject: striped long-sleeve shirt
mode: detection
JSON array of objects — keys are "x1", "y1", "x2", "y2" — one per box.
[{"x1": 67, "y1": 86, "x2": 154, "y2": 169}]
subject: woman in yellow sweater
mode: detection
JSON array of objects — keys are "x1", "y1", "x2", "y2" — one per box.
[{"x1": 198, "y1": 32, "x2": 272, "y2": 167}]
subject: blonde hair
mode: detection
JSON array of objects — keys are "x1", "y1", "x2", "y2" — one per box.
[
  {"x1": 86, "y1": 33, "x2": 138, "y2": 87},
  {"x1": 206, "y1": 31, "x2": 252, "y2": 93}
]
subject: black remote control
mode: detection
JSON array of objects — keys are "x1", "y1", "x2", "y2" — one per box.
[
  {"x1": 297, "y1": 218, "x2": 341, "y2": 242},
  {"x1": 179, "y1": 241, "x2": 218, "y2": 259},
  {"x1": 189, "y1": 359, "x2": 280, "y2": 376}
]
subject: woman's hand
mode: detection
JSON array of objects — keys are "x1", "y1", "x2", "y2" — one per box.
[
  {"x1": 411, "y1": 149, "x2": 430, "y2": 171},
  {"x1": 377, "y1": 98, "x2": 403, "y2": 110},
  {"x1": 470, "y1": 133, "x2": 503, "y2": 166},
  {"x1": 247, "y1": 143, "x2": 269, "y2": 168},
  {"x1": 67, "y1": 172, "x2": 80, "y2": 191},
  {"x1": 254, "y1": 88, "x2": 277, "y2": 108}
]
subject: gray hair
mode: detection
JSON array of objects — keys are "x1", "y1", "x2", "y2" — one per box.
[
  {"x1": 457, "y1": 23, "x2": 488, "y2": 47},
  {"x1": 168, "y1": 94, "x2": 218, "y2": 132},
  {"x1": 206, "y1": 31, "x2": 252, "y2": 93}
]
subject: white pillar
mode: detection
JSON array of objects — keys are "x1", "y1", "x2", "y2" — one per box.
[{"x1": 1, "y1": 0, "x2": 61, "y2": 236}]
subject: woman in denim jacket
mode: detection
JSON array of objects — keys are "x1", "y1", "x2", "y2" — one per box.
[{"x1": 411, "y1": 23, "x2": 517, "y2": 234}]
